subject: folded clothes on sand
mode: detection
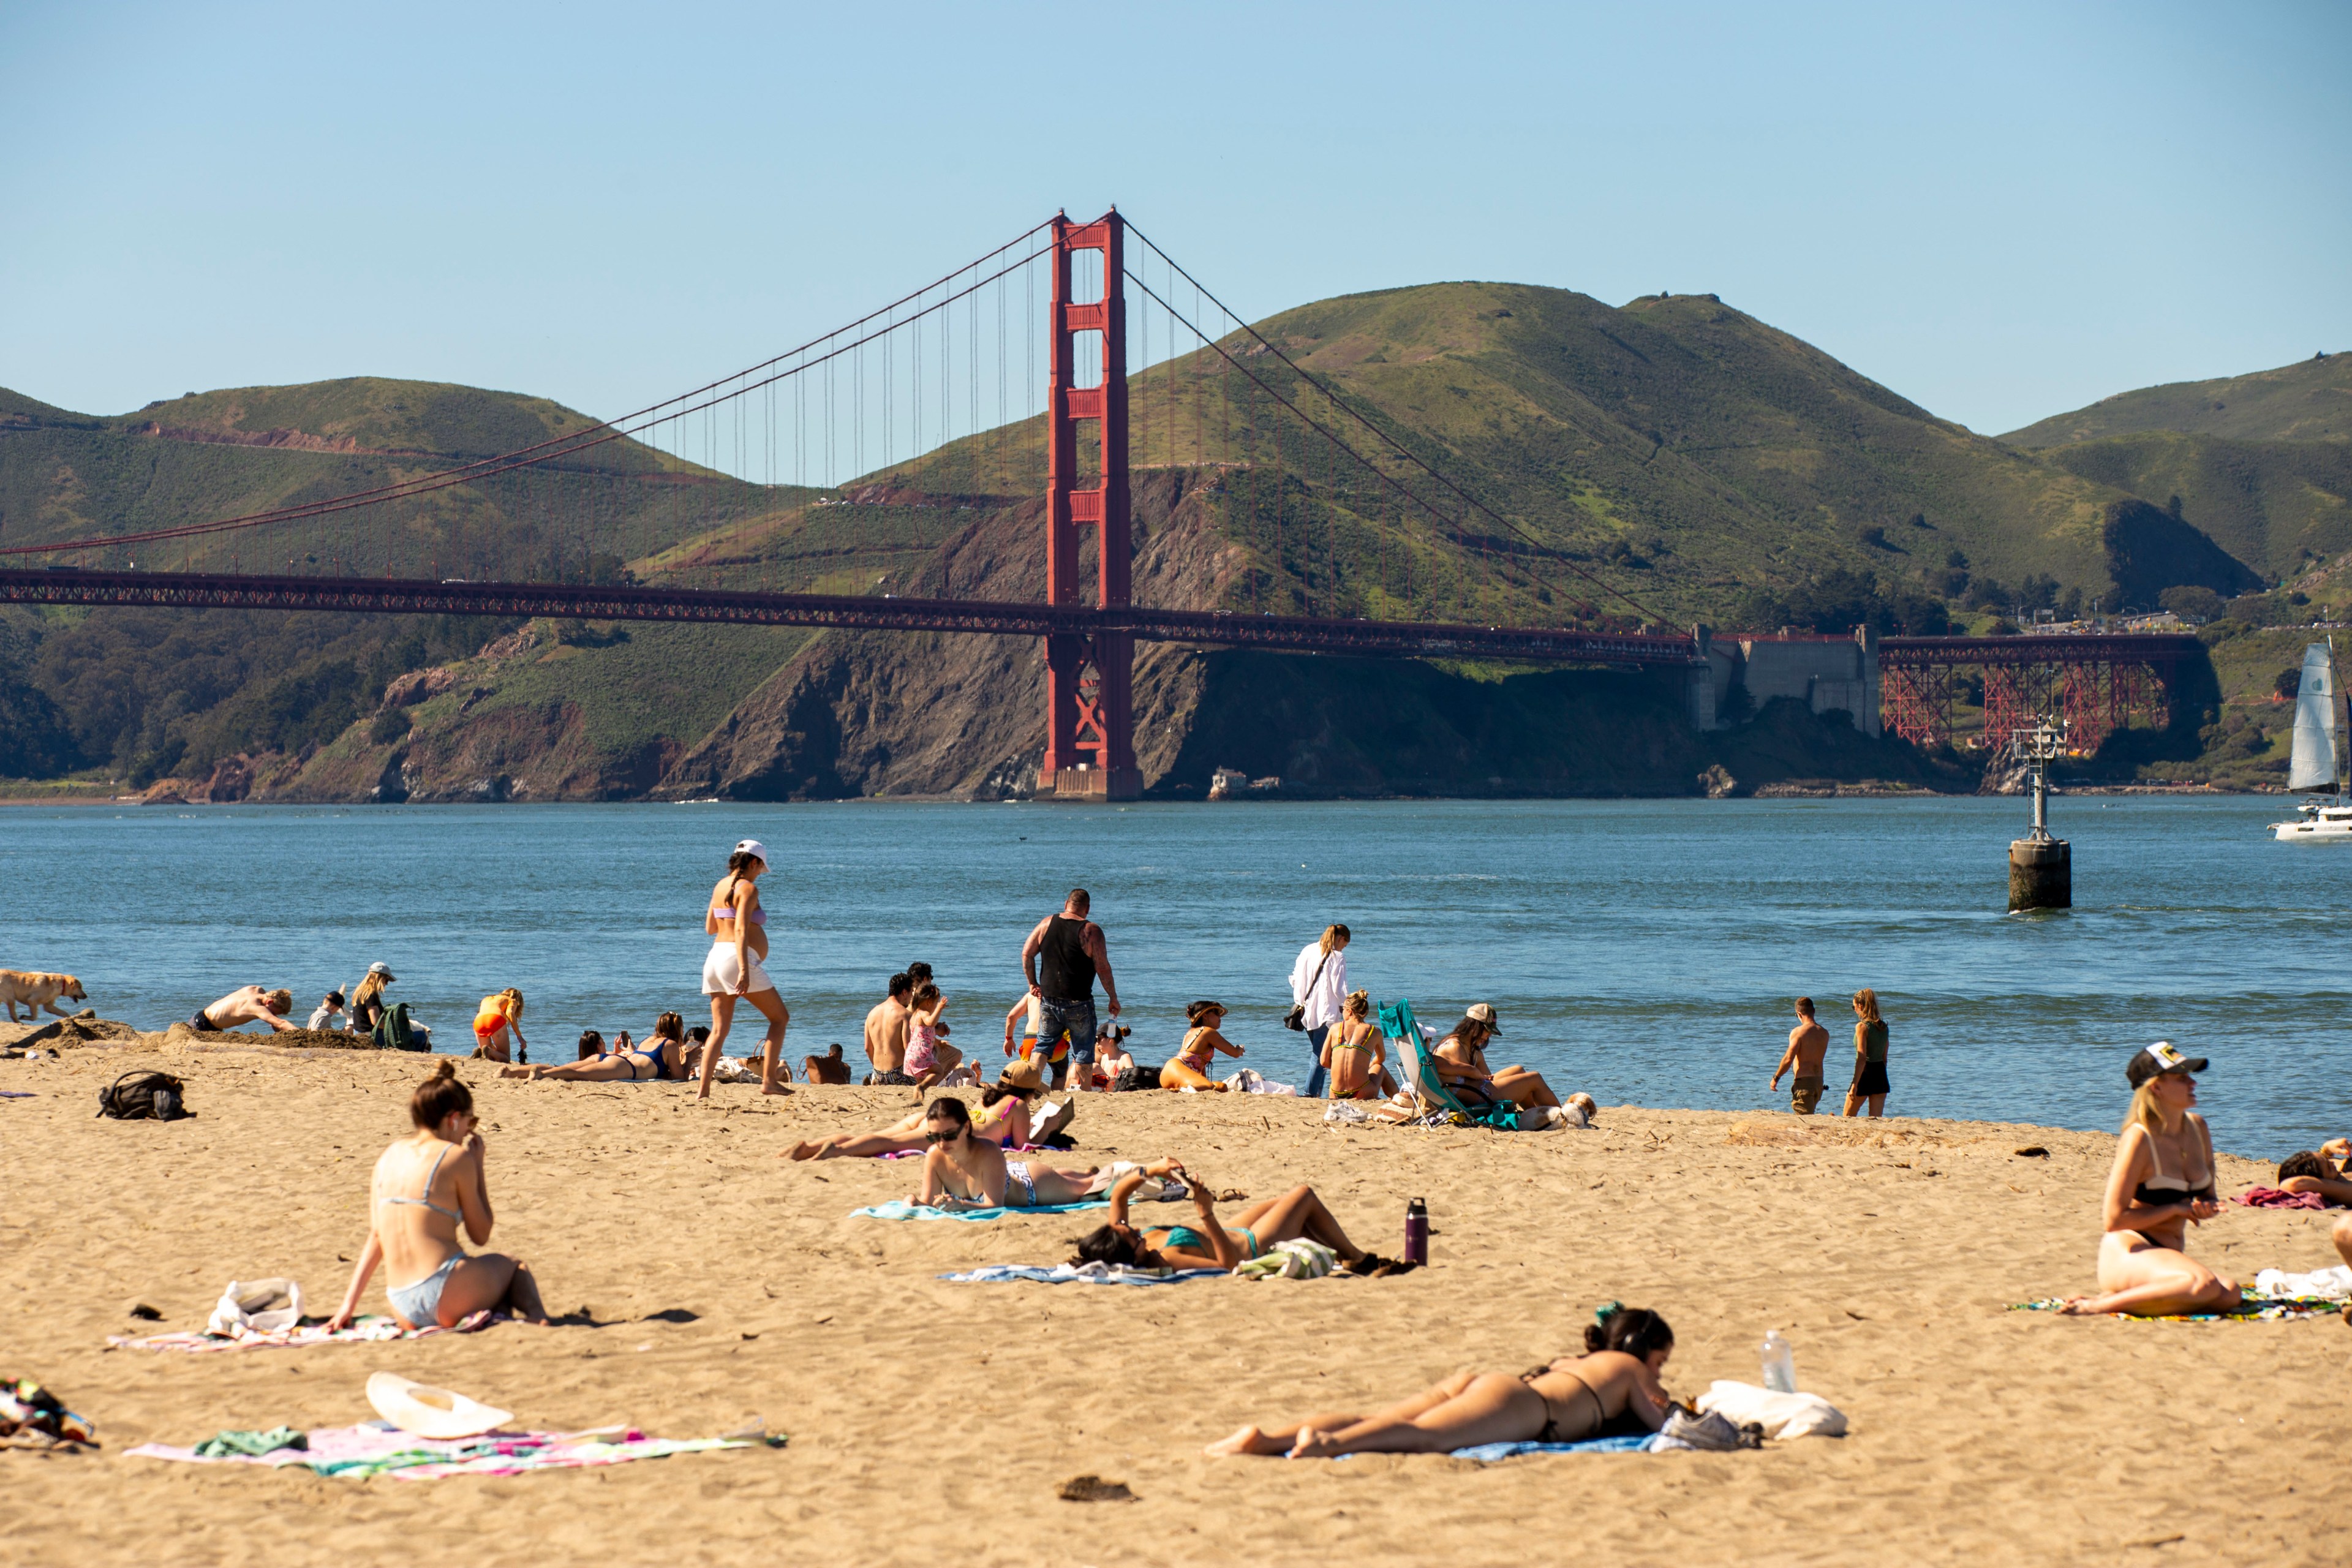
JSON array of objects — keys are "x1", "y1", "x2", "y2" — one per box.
[
  {"x1": 1233, "y1": 1238, "x2": 1341, "y2": 1280},
  {"x1": 128, "y1": 1420, "x2": 753, "y2": 1480},
  {"x1": 1697, "y1": 1381, "x2": 1847, "y2": 1440},
  {"x1": 938, "y1": 1263, "x2": 1227, "y2": 1286},
  {"x1": 1, "y1": 1376, "x2": 97, "y2": 1452},
  {"x1": 195, "y1": 1426, "x2": 307, "y2": 1458},
  {"x1": 2010, "y1": 1294, "x2": 2341, "y2": 1322},
  {"x1": 2252, "y1": 1264, "x2": 2352, "y2": 1300},
  {"x1": 110, "y1": 1311, "x2": 500, "y2": 1354},
  {"x1": 854, "y1": 1197, "x2": 1107, "y2": 1222},
  {"x1": 2236, "y1": 1186, "x2": 2333, "y2": 1210}
]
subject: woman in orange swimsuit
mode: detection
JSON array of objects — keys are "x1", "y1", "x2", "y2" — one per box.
[
  {"x1": 1206, "y1": 1305, "x2": 1676, "y2": 1458},
  {"x1": 1159, "y1": 1000, "x2": 1243, "y2": 1091}
]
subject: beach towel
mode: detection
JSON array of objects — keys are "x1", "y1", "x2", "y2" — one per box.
[
  {"x1": 110, "y1": 1311, "x2": 500, "y2": 1354},
  {"x1": 853, "y1": 1197, "x2": 1109, "y2": 1223},
  {"x1": 938, "y1": 1263, "x2": 1226, "y2": 1286},
  {"x1": 1448, "y1": 1434, "x2": 1660, "y2": 1460},
  {"x1": 1233, "y1": 1238, "x2": 1341, "y2": 1280},
  {"x1": 127, "y1": 1420, "x2": 753, "y2": 1480},
  {"x1": 2236, "y1": 1186, "x2": 2333, "y2": 1210},
  {"x1": 2010, "y1": 1294, "x2": 2342, "y2": 1322},
  {"x1": 2252, "y1": 1265, "x2": 2352, "y2": 1300}
]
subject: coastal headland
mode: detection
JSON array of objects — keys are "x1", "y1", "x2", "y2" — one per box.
[{"x1": 7, "y1": 1035, "x2": 2343, "y2": 1567}]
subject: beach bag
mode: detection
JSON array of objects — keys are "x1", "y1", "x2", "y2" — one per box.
[
  {"x1": 206, "y1": 1277, "x2": 306, "y2": 1336},
  {"x1": 97, "y1": 1071, "x2": 190, "y2": 1121},
  {"x1": 372, "y1": 1002, "x2": 424, "y2": 1052},
  {"x1": 1283, "y1": 951, "x2": 1333, "y2": 1032},
  {"x1": 1111, "y1": 1062, "x2": 1159, "y2": 1093}
]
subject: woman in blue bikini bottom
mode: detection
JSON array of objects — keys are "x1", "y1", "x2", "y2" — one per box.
[
  {"x1": 1071, "y1": 1161, "x2": 1375, "y2": 1272},
  {"x1": 324, "y1": 1061, "x2": 550, "y2": 1332}
]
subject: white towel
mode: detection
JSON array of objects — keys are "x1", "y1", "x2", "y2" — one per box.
[
  {"x1": 1696, "y1": 1380, "x2": 1847, "y2": 1440},
  {"x1": 2252, "y1": 1264, "x2": 2352, "y2": 1300}
]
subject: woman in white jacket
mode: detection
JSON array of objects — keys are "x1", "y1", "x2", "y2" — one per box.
[{"x1": 1287, "y1": 924, "x2": 1351, "y2": 1097}]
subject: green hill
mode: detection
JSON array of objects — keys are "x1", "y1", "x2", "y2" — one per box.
[
  {"x1": 0, "y1": 291, "x2": 2291, "y2": 799},
  {"x1": 2003, "y1": 353, "x2": 2352, "y2": 447},
  {"x1": 2033, "y1": 432, "x2": 2352, "y2": 582}
]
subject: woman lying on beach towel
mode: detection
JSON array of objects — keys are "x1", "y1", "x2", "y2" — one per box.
[
  {"x1": 325, "y1": 1062, "x2": 548, "y2": 1332},
  {"x1": 1206, "y1": 1304, "x2": 1676, "y2": 1457},
  {"x1": 503, "y1": 1016, "x2": 686, "y2": 1084},
  {"x1": 2060, "y1": 1044, "x2": 2241, "y2": 1317},
  {"x1": 1072, "y1": 1163, "x2": 1374, "y2": 1272},
  {"x1": 1432, "y1": 1006, "x2": 1562, "y2": 1112},
  {"x1": 910, "y1": 1096, "x2": 1099, "y2": 1209},
  {"x1": 783, "y1": 1063, "x2": 1052, "y2": 1161}
]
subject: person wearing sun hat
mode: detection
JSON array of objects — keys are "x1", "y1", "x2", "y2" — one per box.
[
  {"x1": 697, "y1": 838, "x2": 792, "y2": 1101},
  {"x1": 2058, "y1": 1042, "x2": 2240, "y2": 1317}
]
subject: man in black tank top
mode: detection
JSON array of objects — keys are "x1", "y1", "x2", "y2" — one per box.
[{"x1": 1020, "y1": 889, "x2": 1121, "y2": 1091}]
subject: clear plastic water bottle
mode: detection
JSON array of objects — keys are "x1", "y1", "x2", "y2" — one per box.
[{"x1": 1760, "y1": 1329, "x2": 1796, "y2": 1393}]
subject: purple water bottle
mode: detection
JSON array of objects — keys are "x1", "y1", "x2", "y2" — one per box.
[{"x1": 1404, "y1": 1197, "x2": 1429, "y2": 1266}]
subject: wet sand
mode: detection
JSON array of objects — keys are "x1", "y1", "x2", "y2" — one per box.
[{"x1": 5, "y1": 1035, "x2": 2347, "y2": 1567}]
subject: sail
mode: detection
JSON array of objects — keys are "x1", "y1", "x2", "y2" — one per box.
[{"x1": 2288, "y1": 642, "x2": 2337, "y2": 791}]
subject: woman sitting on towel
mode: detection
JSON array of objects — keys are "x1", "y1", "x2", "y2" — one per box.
[
  {"x1": 325, "y1": 1061, "x2": 548, "y2": 1331},
  {"x1": 910, "y1": 1096, "x2": 1099, "y2": 1210},
  {"x1": 1071, "y1": 1163, "x2": 1373, "y2": 1272},
  {"x1": 1206, "y1": 1304, "x2": 1676, "y2": 1458},
  {"x1": 1321, "y1": 990, "x2": 1395, "y2": 1101},
  {"x1": 1432, "y1": 1005, "x2": 1562, "y2": 1112},
  {"x1": 1159, "y1": 1000, "x2": 1245, "y2": 1091},
  {"x1": 2060, "y1": 1044, "x2": 2242, "y2": 1317}
]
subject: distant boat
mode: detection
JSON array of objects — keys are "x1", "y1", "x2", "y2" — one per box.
[{"x1": 2271, "y1": 640, "x2": 2351, "y2": 840}]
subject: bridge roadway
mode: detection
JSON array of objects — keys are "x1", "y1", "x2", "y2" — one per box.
[
  {"x1": 0, "y1": 567, "x2": 1706, "y2": 665},
  {"x1": 0, "y1": 568, "x2": 2206, "y2": 669}
]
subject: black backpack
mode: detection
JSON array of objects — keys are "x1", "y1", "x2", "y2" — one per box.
[
  {"x1": 1111, "y1": 1061, "x2": 1161, "y2": 1093},
  {"x1": 97, "y1": 1071, "x2": 192, "y2": 1121}
]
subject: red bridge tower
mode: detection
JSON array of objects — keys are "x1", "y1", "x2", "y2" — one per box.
[{"x1": 1039, "y1": 210, "x2": 1140, "y2": 800}]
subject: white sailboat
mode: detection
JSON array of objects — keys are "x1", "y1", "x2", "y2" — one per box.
[{"x1": 2269, "y1": 640, "x2": 2352, "y2": 840}]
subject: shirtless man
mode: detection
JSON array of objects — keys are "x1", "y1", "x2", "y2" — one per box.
[
  {"x1": 1020, "y1": 888, "x2": 1121, "y2": 1092},
  {"x1": 1770, "y1": 997, "x2": 1830, "y2": 1114},
  {"x1": 862, "y1": 973, "x2": 915, "y2": 1086},
  {"x1": 191, "y1": 986, "x2": 300, "y2": 1035}
]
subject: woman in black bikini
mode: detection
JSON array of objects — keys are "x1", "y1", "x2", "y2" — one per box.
[
  {"x1": 2060, "y1": 1043, "x2": 2241, "y2": 1317},
  {"x1": 502, "y1": 1013, "x2": 685, "y2": 1084},
  {"x1": 1070, "y1": 1162, "x2": 1376, "y2": 1271},
  {"x1": 1205, "y1": 1305, "x2": 1676, "y2": 1458}
]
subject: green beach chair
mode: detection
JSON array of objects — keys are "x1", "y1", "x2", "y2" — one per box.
[{"x1": 1379, "y1": 999, "x2": 1515, "y2": 1127}]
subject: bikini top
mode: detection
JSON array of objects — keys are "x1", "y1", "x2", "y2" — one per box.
[
  {"x1": 710, "y1": 880, "x2": 767, "y2": 924},
  {"x1": 380, "y1": 1142, "x2": 462, "y2": 1223},
  {"x1": 2135, "y1": 1134, "x2": 2215, "y2": 1206}
]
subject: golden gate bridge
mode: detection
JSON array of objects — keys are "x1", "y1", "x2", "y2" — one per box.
[{"x1": 0, "y1": 210, "x2": 2197, "y2": 793}]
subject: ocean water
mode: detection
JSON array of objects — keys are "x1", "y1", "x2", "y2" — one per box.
[{"x1": 2, "y1": 796, "x2": 2342, "y2": 1158}]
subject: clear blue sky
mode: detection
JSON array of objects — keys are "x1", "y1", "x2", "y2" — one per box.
[{"x1": 3, "y1": 1, "x2": 2345, "y2": 438}]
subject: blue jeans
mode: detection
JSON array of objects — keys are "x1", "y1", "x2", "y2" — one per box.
[
  {"x1": 1038, "y1": 993, "x2": 1096, "y2": 1084},
  {"x1": 1304, "y1": 1023, "x2": 1330, "y2": 1098}
]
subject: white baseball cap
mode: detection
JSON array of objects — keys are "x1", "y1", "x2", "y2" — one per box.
[{"x1": 734, "y1": 839, "x2": 770, "y2": 863}]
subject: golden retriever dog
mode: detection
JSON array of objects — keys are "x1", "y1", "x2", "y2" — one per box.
[{"x1": 1, "y1": 970, "x2": 87, "y2": 1023}]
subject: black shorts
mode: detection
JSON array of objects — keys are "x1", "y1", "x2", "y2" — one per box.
[
  {"x1": 1853, "y1": 1060, "x2": 1890, "y2": 1096},
  {"x1": 867, "y1": 1069, "x2": 916, "y2": 1087}
]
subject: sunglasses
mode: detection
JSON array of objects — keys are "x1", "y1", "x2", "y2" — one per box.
[{"x1": 925, "y1": 1126, "x2": 961, "y2": 1143}]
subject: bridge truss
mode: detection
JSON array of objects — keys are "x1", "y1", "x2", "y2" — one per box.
[{"x1": 1879, "y1": 635, "x2": 2197, "y2": 754}]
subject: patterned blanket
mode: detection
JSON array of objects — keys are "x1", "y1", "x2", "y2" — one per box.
[
  {"x1": 2010, "y1": 1294, "x2": 2342, "y2": 1323},
  {"x1": 126, "y1": 1420, "x2": 758, "y2": 1479},
  {"x1": 110, "y1": 1311, "x2": 500, "y2": 1354}
]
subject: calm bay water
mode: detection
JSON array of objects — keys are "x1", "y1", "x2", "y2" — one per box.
[{"x1": 2, "y1": 796, "x2": 2342, "y2": 1158}]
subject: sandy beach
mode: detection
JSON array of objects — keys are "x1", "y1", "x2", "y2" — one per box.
[{"x1": 6, "y1": 1029, "x2": 2348, "y2": 1568}]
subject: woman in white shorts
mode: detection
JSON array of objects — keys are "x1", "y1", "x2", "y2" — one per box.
[{"x1": 698, "y1": 838, "x2": 791, "y2": 1101}]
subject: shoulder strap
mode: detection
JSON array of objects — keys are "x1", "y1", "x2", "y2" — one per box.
[{"x1": 1305, "y1": 951, "x2": 1332, "y2": 993}]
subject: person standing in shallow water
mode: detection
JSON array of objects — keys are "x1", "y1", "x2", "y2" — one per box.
[
  {"x1": 698, "y1": 838, "x2": 791, "y2": 1100},
  {"x1": 1020, "y1": 888, "x2": 1120, "y2": 1092},
  {"x1": 1772, "y1": 997, "x2": 1830, "y2": 1114},
  {"x1": 1842, "y1": 989, "x2": 1890, "y2": 1118},
  {"x1": 1287, "y1": 923, "x2": 1351, "y2": 1098}
]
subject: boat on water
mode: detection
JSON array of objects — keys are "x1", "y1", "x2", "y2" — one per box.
[{"x1": 2270, "y1": 640, "x2": 2350, "y2": 840}]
